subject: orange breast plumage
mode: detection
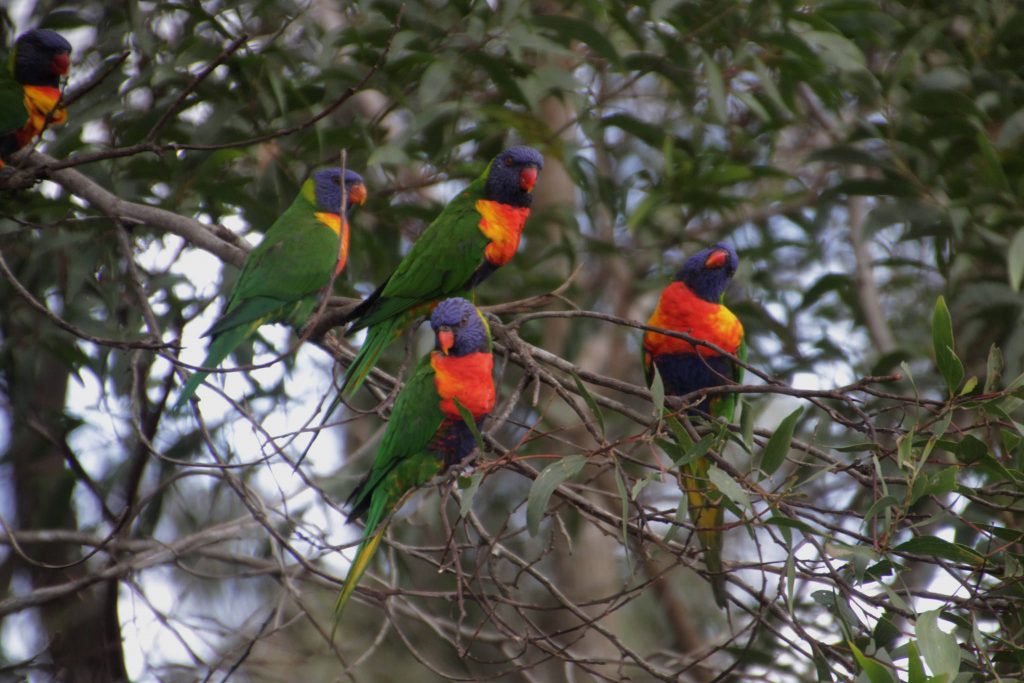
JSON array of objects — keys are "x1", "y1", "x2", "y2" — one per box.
[
  {"x1": 18, "y1": 85, "x2": 66, "y2": 147},
  {"x1": 643, "y1": 282, "x2": 743, "y2": 358},
  {"x1": 475, "y1": 199, "x2": 531, "y2": 266},
  {"x1": 431, "y1": 352, "x2": 496, "y2": 418},
  {"x1": 314, "y1": 212, "x2": 347, "y2": 275}
]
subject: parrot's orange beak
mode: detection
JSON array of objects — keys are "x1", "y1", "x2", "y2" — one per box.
[
  {"x1": 438, "y1": 327, "x2": 455, "y2": 355},
  {"x1": 705, "y1": 249, "x2": 728, "y2": 269},
  {"x1": 52, "y1": 53, "x2": 70, "y2": 76},
  {"x1": 520, "y1": 167, "x2": 538, "y2": 192},
  {"x1": 348, "y1": 183, "x2": 367, "y2": 206}
]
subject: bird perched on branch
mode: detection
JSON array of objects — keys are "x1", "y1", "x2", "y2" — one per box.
[
  {"x1": 338, "y1": 145, "x2": 543, "y2": 398},
  {"x1": 335, "y1": 297, "x2": 495, "y2": 619},
  {"x1": 642, "y1": 242, "x2": 745, "y2": 608},
  {"x1": 0, "y1": 29, "x2": 72, "y2": 167},
  {"x1": 174, "y1": 168, "x2": 366, "y2": 408}
]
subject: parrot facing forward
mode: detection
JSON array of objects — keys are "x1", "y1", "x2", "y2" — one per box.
[
  {"x1": 338, "y1": 145, "x2": 543, "y2": 398},
  {"x1": 335, "y1": 297, "x2": 495, "y2": 619},
  {"x1": 642, "y1": 242, "x2": 745, "y2": 608},
  {"x1": 1, "y1": 29, "x2": 71, "y2": 167},
  {"x1": 174, "y1": 168, "x2": 367, "y2": 408}
]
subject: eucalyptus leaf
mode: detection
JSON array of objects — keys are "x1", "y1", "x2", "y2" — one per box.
[
  {"x1": 707, "y1": 465, "x2": 749, "y2": 510},
  {"x1": 526, "y1": 456, "x2": 587, "y2": 537},
  {"x1": 760, "y1": 406, "x2": 802, "y2": 476},
  {"x1": 916, "y1": 610, "x2": 960, "y2": 682}
]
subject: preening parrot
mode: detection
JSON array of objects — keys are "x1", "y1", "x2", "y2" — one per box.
[
  {"x1": 174, "y1": 168, "x2": 366, "y2": 408},
  {"x1": 642, "y1": 242, "x2": 745, "y2": 608},
  {"x1": 335, "y1": 297, "x2": 495, "y2": 618},
  {"x1": 1, "y1": 29, "x2": 71, "y2": 167},
  {"x1": 338, "y1": 145, "x2": 542, "y2": 398}
]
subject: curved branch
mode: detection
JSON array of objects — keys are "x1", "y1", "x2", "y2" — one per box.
[{"x1": 19, "y1": 151, "x2": 249, "y2": 267}]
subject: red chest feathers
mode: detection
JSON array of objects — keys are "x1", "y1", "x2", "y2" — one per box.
[
  {"x1": 19, "y1": 86, "x2": 67, "y2": 147},
  {"x1": 644, "y1": 282, "x2": 743, "y2": 359},
  {"x1": 431, "y1": 352, "x2": 496, "y2": 418},
  {"x1": 475, "y1": 199, "x2": 531, "y2": 266}
]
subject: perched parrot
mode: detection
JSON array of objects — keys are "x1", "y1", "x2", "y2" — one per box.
[
  {"x1": 642, "y1": 242, "x2": 745, "y2": 608},
  {"x1": 0, "y1": 29, "x2": 71, "y2": 167},
  {"x1": 338, "y1": 145, "x2": 543, "y2": 398},
  {"x1": 174, "y1": 168, "x2": 367, "y2": 408},
  {"x1": 335, "y1": 297, "x2": 495, "y2": 618}
]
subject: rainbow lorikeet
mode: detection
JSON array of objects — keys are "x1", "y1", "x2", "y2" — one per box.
[
  {"x1": 174, "y1": 169, "x2": 367, "y2": 408},
  {"x1": 338, "y1": 145, "x2": 542, "y2": 398},
  {"x1": 642, "y1": 242, "x2": 745, "y2": 608},
  {"x1": 0, "y1": 29, "x2": 71, "y2": 167},
  {"x1": 335, "y1": 297, "x2": 495, "y2": 618}
]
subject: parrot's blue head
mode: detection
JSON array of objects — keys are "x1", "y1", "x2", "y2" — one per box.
[
  {"x1": 312, "y1": 168, "x2": 366, "y2": 215},
  {"x1": 14, "y1": 29, "x2": 72, "y2": 88},
  {"x1": 675, "y1": 242, "x2": 738, "y2": 302},
  {"x1": 484, "y1": 146, "x2": 544, "y2": 209},
  {"x1": 431, "y1": 298, "x2": 490, "y2": 356}
]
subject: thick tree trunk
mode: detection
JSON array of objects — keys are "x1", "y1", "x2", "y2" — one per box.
[{"x1": 1, "y1": 256, "x2": 128, "y2": 682}]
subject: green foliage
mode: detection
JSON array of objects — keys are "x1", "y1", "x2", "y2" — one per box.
[
  {"x1": 525, "y1": 454, "x2": 586, "y2": 537},
  {"x1": 916, "y1": 609, "x2": 962, "y2": 682},
  {"x1": 932, "y1": 296, "x2": 965, "y2": 395},
  {"x1": 759, "y1": 405, "x2": 802, "y2": 476}
]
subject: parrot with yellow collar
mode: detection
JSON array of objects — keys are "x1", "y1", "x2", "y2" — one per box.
[{"x1": 175, "y1": 168, "x2": 366, "y2": 407}]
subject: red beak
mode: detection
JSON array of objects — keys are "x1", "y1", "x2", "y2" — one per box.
[
  {"x1": 52, "y1": 53, "x2": 70, "y2": 76},
  {"x1": 519, "y1": 166, "x2": 538, "y2": 192},
  {"x1": 705, "y1": 249, "x2": 728, "y2": 269},
  {"x1": 348, "y1": 183, "x2": 367, "y2": 207},
  {"x1": 438, "y1": 327, "x2": 455, "y2": 355}
]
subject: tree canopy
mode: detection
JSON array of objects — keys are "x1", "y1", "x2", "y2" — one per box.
[{"x1": 1, "y1": 1, "x2": 1023, "y2": 681}]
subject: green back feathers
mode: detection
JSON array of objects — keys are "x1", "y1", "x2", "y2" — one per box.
[
  {"x1": 0, "y1": 45, "x2": 26, "y2": 142},
  {"x1": 347, "y1": 176, "x2": 490, "y2": 331}
]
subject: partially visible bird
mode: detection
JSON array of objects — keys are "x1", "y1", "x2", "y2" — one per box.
[
  {"x1": 338, "y1": 145, "x2": 543, "y2": 398},
  {"x1": 642, "y1": 242, "x2": 745, "y2": 608},
  {"x1": 335, "y1": 297, "x2": 495, "y2": 619},
  {"x1": 1, "y1": 29, "x2": 71, "y2": 167},
  {"x1": 174, "y1": 168, "x2": 367, "y2": 408}
]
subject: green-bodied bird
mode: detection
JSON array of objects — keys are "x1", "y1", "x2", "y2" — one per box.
[
  {"x1": 335, "y1": 297, "x2": 495, "y2": 618},
  {"x1": 1, "y1": 29, "x2": 71, "y2": 167},
  {"x1": 642, "y1": 242, "x2": 745, "y2": 608},
  {"x1": 338, "y1": 145, "x2": 542, "y2": 398},
  {"x1": 175, "y1": 168, "x2": 367, "y2": 408}
]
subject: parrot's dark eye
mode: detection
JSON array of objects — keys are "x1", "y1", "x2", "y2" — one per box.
[{"x1": 503, "y1": 156, "x2": 514, "y2": 167}]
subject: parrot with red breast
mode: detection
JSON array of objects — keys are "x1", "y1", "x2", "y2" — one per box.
[
  {"x1": 643, "y1": 242, "x2": 745, "y2": 608},
  {"x1": 1, "y1": 29, "x2": 71, "y2": 167},
  {"x1": 338, "y1": 146, "x2": 542, "y2": 398},
  {"x1": 335, "y1": 297, "x2": 495, "y2": 619}
]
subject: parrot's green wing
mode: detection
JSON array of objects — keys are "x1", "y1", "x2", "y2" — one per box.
[
  {"x1": 347, "y1": 175, "x2": 490, "y2": 331},
  {"x1": 710, "y1": 335, "x2": 745, "y2": 422},
  {"x1": 345, "y1": 355, "x2": 447, "y2": 514},
  {"x1": 221, "y1": 190, "x2": 341, "y2": 324},
  {"x1": 337, "y1": 175, "x2": 491, "y2": 399},
  {"x1": 0, "y1": 78, "x2": 27, "y2": 139},
  {"x1": 335, "y1": 354, "x2": 448, "y2": 618},
  {"x1": 174, "y1": 183, "x2": 341, "y2": 408}
]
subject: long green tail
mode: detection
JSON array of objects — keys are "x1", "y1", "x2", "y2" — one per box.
[
  {"x1": 340, "y1": 317, "x2": 402, "y2": 399},
  {"x1": 334, "y1": 524, "x2": 387, "y2": 618},
  {"x1": 173, "y1": 321, "x2": 258, "y2": 410},
  {"x1": 333, "y1": 455, "x2": 444, "y2": 630},
  {"x1": 334, "y1": 477, "x2": 399, "y2": 628},
  {"x1": 680, "y1": 458, "x2": 727, "y2": 608}
]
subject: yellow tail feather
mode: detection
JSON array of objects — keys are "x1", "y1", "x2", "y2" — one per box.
[
  {"x1": 334, "y1": 527, "x2": 386, "y2": 621},
  {"x1": 681, "y1": 468, "x2": 727, "y2": 608}
]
